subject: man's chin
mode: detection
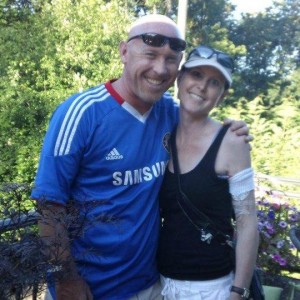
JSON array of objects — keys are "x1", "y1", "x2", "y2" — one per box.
[
  {"x1": 144, "y1": 95, "x2": 163, "y2": 105},
  {"x1": 147, "y1": 89, "x2": 166, "y2": 101}
]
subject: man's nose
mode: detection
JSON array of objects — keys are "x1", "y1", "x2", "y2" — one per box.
[{"x1": 152, "y1": 57, "x2": 169, "y2": 75}]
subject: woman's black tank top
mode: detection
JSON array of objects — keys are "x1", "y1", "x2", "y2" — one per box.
[{"x1": 157, "y1": 125, "x2": 234, "y2": 280}]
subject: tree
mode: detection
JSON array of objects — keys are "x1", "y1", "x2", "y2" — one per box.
[
  {"x1": 214, "y1": 66, "x2": 300, "y2": 178},
  {"x1": 0, "y1": 0, "x2": 37, "y2": 25},
  {"x1": 229, "y1": 0, "x2": 300, "y2": 100},
  {"x1": 0, "y1": 0, "x2": 299, "y2": 182},
  {"x1": 0, "y1": 0, "x2": 132, "y2": 182}
]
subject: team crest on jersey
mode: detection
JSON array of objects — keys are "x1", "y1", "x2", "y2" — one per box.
[{"x1": 162, "y1": 132, "x2": 171, "y2": 153}]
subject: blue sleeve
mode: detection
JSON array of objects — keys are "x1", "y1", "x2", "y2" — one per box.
[
  {"x1": 31, "y1": 97, "x2": 90, "y2": 205},
  {"x1": 31, "y1": 152, "x2": 81, "y2": 204}
]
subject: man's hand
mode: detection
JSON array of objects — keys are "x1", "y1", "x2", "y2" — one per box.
[
  {"x1": 56, "y1": 276, "x2": 93, "y2": 300},
  {"x1": 223, "y1": 118, "x2": 253, "y2": 143}
]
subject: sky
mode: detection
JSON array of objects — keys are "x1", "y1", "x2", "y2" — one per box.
[{"x1": 231, "y1": 0, "x2": 274, "y2": 16}]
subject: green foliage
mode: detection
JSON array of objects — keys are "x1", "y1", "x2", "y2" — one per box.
[
  {"x1": 0, "y1": 0, "x2": 131, "y2": 183},
  {"x1": 0, "y1": 1, "x2": 299, "y2": 294},
  {"x1": 0, "y1": 183, "x2": 34, "y2": 218},
  {"x1": 229, "y1": 0, "x2": 300, "y2": 100},
  {"x1": 215, "y1": 68, "x2": 300, "y2": 178},
  {"x1": 44, "y1": 0, "x2": 129, "y2": 89},
  {"x1": 0, "y1": 0, "x2": 36, "y2": 25},
  {"x1": 0, "y1": 0, "x2": 299, "y2": 184}
]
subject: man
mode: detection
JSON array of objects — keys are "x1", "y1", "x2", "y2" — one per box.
[{"x1": 32, "y1": 14, "x2": 249, "y2": 300}]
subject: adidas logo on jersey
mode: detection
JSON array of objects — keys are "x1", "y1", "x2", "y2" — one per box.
[{"x1": 106, "y1": 148, "x2": 123, "y2": 160}]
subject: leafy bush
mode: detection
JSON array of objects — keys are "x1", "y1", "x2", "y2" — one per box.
[{"x1": 0, "y1": 183, "x2": 110, "y2": 299}]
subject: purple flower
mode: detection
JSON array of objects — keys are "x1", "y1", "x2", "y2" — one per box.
[
  {"x1": 271, "y1": 203, "x2": 281, "y2": 210},
  {"x1": 263, "y1": 221, "x2": 272, "y2": 228},
  {"x1": 257, "y1": 210, "x2": 265, "y2": 217},
  {"x1": 267, "y1": 210, "x2": 275, "y2": 220},
  {"x1": 255, "y1": 185, "x2": 299, "y2": 274},
  {"x1": 265, "y1": 222, "x2": 273, "y2": 231},
  {"x1": 278, "y1": 258, "x2": 287, "y2": 266},
  {"x1": 272, "y1": 254, "x2": 281, "y2": 262},
  {"x1": 276, "y1": 240, "x2": 285, "y2": 248},
  {"x1": 279, "y1": 221, "x2": 287, "y2": 228},
  {"x1": 262, "y1": 231, "x2": 271, "y2": 239},
  {"x1": 289, "y1": 214, "x2": 299, "y2": 222},
  {"x1": 257, "y1": 222, "x2": 264, "y2": 231}
]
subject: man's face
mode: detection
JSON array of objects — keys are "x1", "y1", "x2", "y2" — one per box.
[{"x1": 120, "y1": 23, "x2": 183, "y2": 111}]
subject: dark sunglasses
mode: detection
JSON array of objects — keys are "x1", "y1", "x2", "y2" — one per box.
[
  {"x1": 188, "y1": 46, "x2": 234, "y2": 72},
  {"x1": 127, "y1": 33, "x2": 186, "y2": 52}
]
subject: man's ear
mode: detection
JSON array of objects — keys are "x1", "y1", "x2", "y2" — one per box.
[{"x1": 119, "y1": 41, "x2": 128, "y2": 64}]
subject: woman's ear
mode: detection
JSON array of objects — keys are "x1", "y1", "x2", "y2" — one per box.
[
  {"x1": 177, "y1": 69, "x2": 184, "y2": 85},
  {"x1": 176, "y1": 70, "x2": 185, "y2": 100},
  {"x1": 216, "y1": 90, "x2": 229, "y2": 106}
]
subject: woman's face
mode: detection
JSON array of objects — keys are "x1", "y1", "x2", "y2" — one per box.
[{"x1": 177, "y1": 66, "x2": 227, "y2": 116}]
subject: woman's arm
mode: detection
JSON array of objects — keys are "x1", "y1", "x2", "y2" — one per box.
[
  {"x1": 231, "y1": 191, "x2": 259, "y2": 298},
  {"x1": 224, "y1": 133, "x2": 259, "y2": 299}
]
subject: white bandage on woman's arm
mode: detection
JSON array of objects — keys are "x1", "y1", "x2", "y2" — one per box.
[{"x1": 229, "y1": 168, "x2": 256, "y2": 216}]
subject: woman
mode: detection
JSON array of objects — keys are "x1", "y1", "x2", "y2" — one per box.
[{"x1": 157, "y1": 45, "x2": 259, "y2": 300}]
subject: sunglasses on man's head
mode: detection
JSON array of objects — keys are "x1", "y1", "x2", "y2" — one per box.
[
  {"x1": 127, "y1": 33, "x2": 186, "y2": 52},
  {"x1": 188, "y1": 46, "x2": 234, "y2": 72}
]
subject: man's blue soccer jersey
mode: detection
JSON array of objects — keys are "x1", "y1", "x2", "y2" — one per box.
[{"x1": 31, "y1": 81, "x2": 178, "y2": 299}]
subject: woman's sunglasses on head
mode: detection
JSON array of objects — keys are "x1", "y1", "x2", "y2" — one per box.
[
  {"x1": 127, "y1": 33, "x2": 186, "y2": 52},
  {"x1": 188, "y1": 46, "x2": 234, "y2": 72}
]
